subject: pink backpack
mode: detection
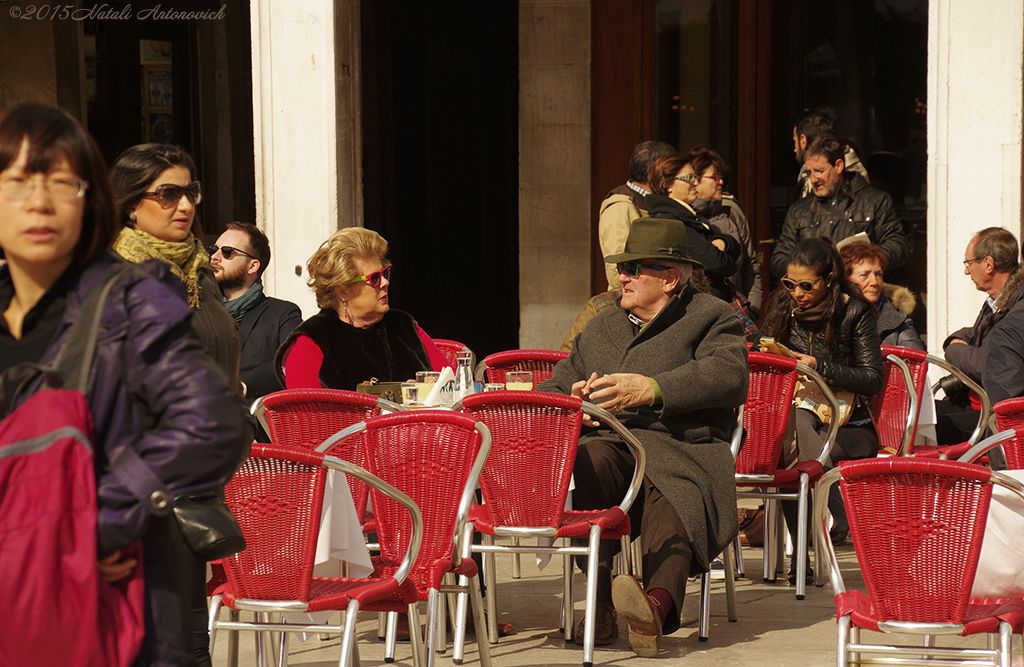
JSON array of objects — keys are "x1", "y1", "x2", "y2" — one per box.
[{"x1": 0, "y1": 267, "x2": 146, "y2": 666}]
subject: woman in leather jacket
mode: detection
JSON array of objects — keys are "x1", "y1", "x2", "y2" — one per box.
[{"x1": 761, "y1": 236, "x2": 883, "y2": 558}]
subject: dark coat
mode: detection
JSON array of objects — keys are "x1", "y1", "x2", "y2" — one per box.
[
  {"x1": 944, "y1": 267, "x2": 1024, "y2": 383},
  {"x1": 185, "y1": 267, "x2": 241, "y2": 389},
  {"x1": 983, "y1": 299, "x2": 1024, "y2": 404},
  {"x1": 538, "y1": 288, "x2": 747, "y2": 570},
  {"x1": 28, "y1": 254, "x2": 253, "y2": 666},
  {"x1": 771, "y1": 173, "x2": 910, "y2": 278},
  {"x1": 237, "y1": 294, "x2": 302, "y2": 400},
  {"x1": 644, "y1": 194, "x2": 741, "y2": 302},
  {"x1": 876, "y1": 284, "x2": 925, "y2": 350},
  {"x1": 275, "y1": 308, "x2": 430, "y2": 390},
  {"x1": 692, "y1": 196, "x2": 763, "y2": 316}
]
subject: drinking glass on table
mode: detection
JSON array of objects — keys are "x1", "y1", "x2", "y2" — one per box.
[
  {"x1": 416, "y1": 370, "x2": 440, "y2": 398},
  {"x1": 505, "y1": 371, "x2": 533, "y2": 391},
  {"x1": 401, "y1": 382, "x2": 419, "y2": 406}
]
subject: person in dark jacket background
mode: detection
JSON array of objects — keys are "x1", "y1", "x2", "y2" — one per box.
[
  {"x1": 771, "y1": 135, "x2": 910, "y2": 279},
  {"x1": 0, "y1": 103, "x2": 251, "y2": 666},
  {"x1": 761, "y1": 237, "x2": 883, "y2": 555}
]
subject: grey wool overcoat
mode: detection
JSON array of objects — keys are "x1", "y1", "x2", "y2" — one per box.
[{"x1": 539, "y1": 287, "x2": 748, "y2": 570}]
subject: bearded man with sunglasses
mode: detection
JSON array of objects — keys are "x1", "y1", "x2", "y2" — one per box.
[
  {"x1": 211, "y1": 221, "x2": 301, "y2": 401},
  {"x1": 539, "y1": 217, "x2": 747, "y2": 658}
]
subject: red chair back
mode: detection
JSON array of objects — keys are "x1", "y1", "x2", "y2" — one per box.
[
  {"x1": 837, "y1": 457, "x2": 993, "y2": 623},
  {"x1": 221, "y1": 445, "x2": 328, "y2": 602},
  {"x1": 432, "y1": 339, "x2": 472, "y2": 367},
  {"x1": 875, "y1": 346, "x2": 930, "y2": 456},
  {"x1": 357, "y1": 411, "x2": 488, "y2": 591},
  {"x1": 994, "y1": 397, "x2": 1024, "y2": 469},
  {"x1": 481, "y1": 349, "x2": 568, "y2": 385},
  {"x1": 458, "y1": 391, "x2": 583, "y2": 528},
  {"x1": 737, "y1": 352, "x2": 800, "y2": 476},
  {"x1": 257, "y1": 388, "x2": 389, "y2": 524}
]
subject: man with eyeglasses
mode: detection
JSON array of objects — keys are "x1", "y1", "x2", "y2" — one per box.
[
  {"x1": 771, "y1": 134, "x2": 910, "y2": 279},
  {"x1": 210, "y1": 221, "x2": 301, "y2": 402},
  {"x1": 539, "y1": 217, "x2": 746, "y2": 658},
  {"x1": 598, "y1": 140, "x2": 676, "y2": 290},
  {"x1": 791, "y1": 108, "x2": 869, "y2": 201},
  {"x1": 937, "y1": 227, "x2": 1024, "y2": 445}
]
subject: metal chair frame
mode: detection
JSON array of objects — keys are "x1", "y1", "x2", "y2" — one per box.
[
  {"x1": 813, "y1": 453, "x2": 1024, "y2": 667},
  {"x1": 473, "y1": 349, "x2": 568, "y2": 384},
  {"x1": 904, "y1": 353, "x2": 993, "y2": 459},
  {"x1": 320, "y1": 412, "x2": 494, "y2": 667},
  {"x1": 450, "y1": 391, "x2": 645, "y2": 667},
  {"x1": 209, "y1": 444, "x2": 424, "y2": 667},
  {"x1": 872, "y1": 347, "x2": 925, "y2": 457},
  {"x1": 736, "y1": 351, "x2": 840, "y2": 600}
]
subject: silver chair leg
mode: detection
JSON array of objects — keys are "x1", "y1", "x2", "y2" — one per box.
[
  {"x1": 619, "y1": 534, "x2": 632, "y2": 576},
  {"x1": 407, "y1": 604, "x2": 425, "y2": 667},
  {"x1": 484, "y1": 535, "x2": 498, "y2": 644},
  {"x1": 511, "y1": 536, "x2": 522, "y2": 579},
  {"x1": 723, "y1": 544, "x2": 737, "y2": 623},
  {"x1": 562, "y1": 551, "x2": 573, "y2": 640},
  {"x1": 795, "y1": 474, "x2": 810, "y2": 599},
  {"x1": 339, "y1": 601, "x2": 361, "y2": 667},
  {"x1": 425, "y1": 590, "x2": 441, "y2": 667},
  {"x1": 377, "y1": 612, "x2": 386, "y2": 640},
  {"x1": 733, "y1": 534, "x2": 745, "y2": 577},
  {"x1": 452, "y1": 574, "x2": 470, "y2": 664},
  {"x1": 582, "y1": 524, "x2": 602, "y2": 667},
  {"x1": 468, "y1": 570, "x2": 493, "y2": 667},
  {"x1": 698, "y1": 572, "x2": 711, "y2": 641},
  {"x1": 384, "y1": 611, "x2": 398, "y2": 663}
]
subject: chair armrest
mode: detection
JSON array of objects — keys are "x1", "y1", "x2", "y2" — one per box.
[
  {"x1": 581, "y1": 401, "x2": 646, "y2": 515},
  {"x1": 812, "y1": 467, "x2": 847, "y2": 594},
  {"x1": 885, "y1": 354, "x2": 919, "y2": 457},
  {"x1": 955, "y1": 429, "x2": 1014, "y2": 464},
  {"x1": 322, "y1": 455, "x2": 423, "y2": 585},
  {"x1": 250, "y1": 396, "x2": 269, "y2": 436},
  {"x1": 730, "y1": 404, "x2": 745, "y2": 459},
  {"x1": 450, "y1": 421, "x2": 493, "y2": 570},
  {"x1": 795, "y1": 362, "x2": 840, "y2": 466},
  {"x1": 926, "y1": 354, "x2": 992, "y2": 446}
]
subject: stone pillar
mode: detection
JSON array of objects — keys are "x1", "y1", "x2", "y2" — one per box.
[
  {"x1": 927, "y1": 0, "x2": 1024, "y2": 351},
  {"x1": 250, "y1": 0, "x2": 362, "y2": 318},
  {"x1": 518, "y1": 0, "x2": 592, "y2": 349}
]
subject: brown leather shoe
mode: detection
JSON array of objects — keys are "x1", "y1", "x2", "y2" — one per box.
[
  {"x1": 573, "y1": 602, "x2": 619, "y2": 646},
  {"x1": 611, "y1": 575, "x2": 662, "y2": 657}
]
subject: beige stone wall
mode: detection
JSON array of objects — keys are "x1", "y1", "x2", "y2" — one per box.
[{"x1": 518, "y1": 0, "x2": 592, "y2": 349}]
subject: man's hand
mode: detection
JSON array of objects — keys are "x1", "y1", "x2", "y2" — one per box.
[
  {"x1": 585, "y1": 373, "x2": 654, "y2": 414},
  {"x1": 98, "y1": 550, "x2": 138, "y2": 583}
]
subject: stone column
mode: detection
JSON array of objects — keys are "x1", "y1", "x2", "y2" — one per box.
[
  {"x1": 250, "y1": 0, "x2": 362, "y2": 317},
  {"x1": 927, "y1": 0, "x2": 1024, "y2": 351},
  {"x1": 518, "y1": 0, "x2": 593, "y2": 349}
]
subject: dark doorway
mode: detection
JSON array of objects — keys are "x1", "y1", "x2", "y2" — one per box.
[{"x1": 361, "y1": 2, "x2": 520, "y2": 360}]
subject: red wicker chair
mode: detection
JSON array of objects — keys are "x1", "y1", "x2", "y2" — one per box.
[
  {"x1": 476, "y1": 349, "x2": 568, "y2": 385},
  {"x1": 432, "y1": 339, "x2": 474, "y2": 368},
  {"x1": 453, "y1": 390, "x2": 643, "y2": 667},
  {"x1": 872, "y1": 346, "x2": 929, "y2": 456},
  {"x1": 906, "y1": 354, "x2": 992, "y2": 459},
  {"x1": 814, "y1": 457, "x2": 1024, "y2": 666},
  {"x1": 329, "y1": 411, "x2": 493, "y2": 667},
  {"x1": 209, "y1": 444, "x2": 423, "y2": 667},
  {"x1": 993, "y1": 397, "x2": 1024, "y2": 469},
  {"x1": 735, "y1": 351, "x2": 840, "y2": 600}
]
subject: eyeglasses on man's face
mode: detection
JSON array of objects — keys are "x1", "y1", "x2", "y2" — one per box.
[
  {"x1": 617, "y1": 261, "x2": 673, "y2": 279},
  {"x1": 142, "y1": 181, "x2": 202, "y2": 208},
  {"x1": 350, "y1": 265, "x2": 391, "y2": 289},
  {"x1": 207, "y1": 244, "x2": 256, "y2": 261},
  {"x1": 963, "y1": 257, "x2": 982, "y2": 267},
  {"x1": 780, "y1": 275, "x2": 826, "y2": 292},
  {"x1": 0, "y1": 173, "x2": 89, "y2": 201}
]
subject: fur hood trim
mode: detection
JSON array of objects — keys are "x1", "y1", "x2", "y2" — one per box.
[
  {"x1": 882, "y1": 283, "x2": 917, "y2": 315},
  {"x1": 995, "y1": 266, "x2": 1024, "y2": 312}
]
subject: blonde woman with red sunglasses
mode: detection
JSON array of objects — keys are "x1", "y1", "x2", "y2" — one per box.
[{"x1": 275, "y1": 227, "x2": 451, "y2": 390}]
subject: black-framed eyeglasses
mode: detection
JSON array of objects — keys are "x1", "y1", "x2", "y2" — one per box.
[
  {"x1": 672, "y1": 174, "x2": 698, "y2": 184},
  {"x1": 142, "y1": 181, "x2": 202, "y2": 208},
  {"x1": 780, "y1": 275, "x2": 826, "y2": 292},
  {"x1": 963, "y1": 257, "x2": 982, "y2": 267},
  {"x1": 616, "y1": 261, "x2": 674, "y2": 279},
  {"x1": 349, "y1": 266, "x2": 391, "y2": 289},
  {"x1": 207, "y1": 244, "x2": 256, "y2": 261},
  {"x1": 0, "y1": 174, "x2": 89, "y2": 201}
]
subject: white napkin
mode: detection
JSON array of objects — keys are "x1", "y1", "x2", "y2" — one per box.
[{"x1": 423, "y1": 366, "x2": 456, "y2": 406}]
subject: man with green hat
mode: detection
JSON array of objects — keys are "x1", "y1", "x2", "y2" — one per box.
[{"x1": 539, "y1": 217, "x2": 747, "y2": 658}]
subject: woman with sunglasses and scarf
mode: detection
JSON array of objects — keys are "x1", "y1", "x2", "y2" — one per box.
[
  {"x1": 110, "y1": 144, "x2": 242, "y2": 667},
  {"x1": 761, "y1": 236, "x2": 883, "y2": 560},
  {"x1": 275, "y1": 227, "x2": 451, "y2": 391}
]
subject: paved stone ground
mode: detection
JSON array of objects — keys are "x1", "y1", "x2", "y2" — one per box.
[{"x1": 209, "y1": 542, "x2": 1023, "y2": 666}]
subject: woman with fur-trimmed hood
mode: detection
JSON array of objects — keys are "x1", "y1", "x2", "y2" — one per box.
[{"x1": 840, "y1": 241, "x2": 925, "y2": 350}]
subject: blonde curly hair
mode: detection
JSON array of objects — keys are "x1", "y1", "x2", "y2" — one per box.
[{"x1": 307, "y1": 227, "x2": 391, "y2": 308}]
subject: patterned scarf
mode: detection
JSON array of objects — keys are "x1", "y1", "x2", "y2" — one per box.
[
  {"x1": 224, "y1": 278, "x2": 265, "y2": 322},
  {"x1": 113, "y1": 227, "x2": 208, "y2": 308}
]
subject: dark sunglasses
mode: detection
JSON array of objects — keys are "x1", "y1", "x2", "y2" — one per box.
[
  {"x1": 780, "y1": 275, "x2": 828, "y2": 292},
  {"x1": 349, "y1": 266, "x2": 391, "y2": 289},
  {"x1": 207, "y1": 244, "x2": 256, "y2": 261},
  {"x1": 617, "y1": 261, "x2": 673, "y2": 279},
  {"x1": 142, "y1": 181, "x2": 202, "y2": 208}
]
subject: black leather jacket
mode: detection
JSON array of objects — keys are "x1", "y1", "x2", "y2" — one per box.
[
  {"x1": 784, "y1": 297, "x2": 884, "y2": 397},
  {"x1": 771, "y1": 173, "x2": 910, "y2": 278}
]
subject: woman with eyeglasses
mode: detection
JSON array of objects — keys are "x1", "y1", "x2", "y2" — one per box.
[
  {"x1": 0, "y1": 104, "x2": 250, "y2": 665},
  {"x1": 110, "y1": 143, "x2": 243, "y2": 667},
  {"x1": 275, "y1": 227, "x2": 452, "y2": 391},
  {"x1": 687, "y1": 145, "x2": 763, "y2": 320},
  {"x1": 644, "y1": 153, "x2": 742, "y2": 304},
  {"x1": 110, "y1": 144, "x2": 240, "y2": 391},
  {"x1": 760, "y1": 236, "x2": 883, "y2": 563}
]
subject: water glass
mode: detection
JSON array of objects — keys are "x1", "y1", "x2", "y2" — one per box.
[
  {"x1": 401, "y1": 382, "x2": 419, "y2": 406},
  {"x1": 505, "y1": 371, "x2": 533, "y2": 391}
]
